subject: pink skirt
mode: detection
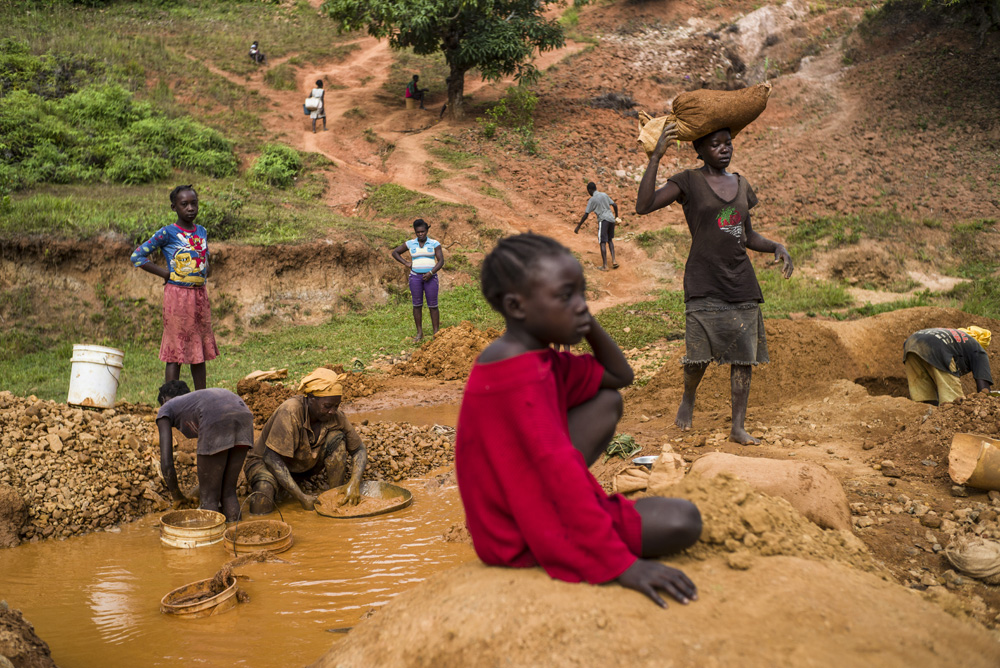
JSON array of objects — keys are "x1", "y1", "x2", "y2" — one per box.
[{"x1": 160, "y1": 284, "x2": 219, "y2": 364}]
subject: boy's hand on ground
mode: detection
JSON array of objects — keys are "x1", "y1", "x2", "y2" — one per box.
[{"x1": 618, "y1": 559, "x2": 697, "y2": 608}]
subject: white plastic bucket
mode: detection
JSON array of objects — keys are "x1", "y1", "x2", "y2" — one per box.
[{"x1": 67, "y1": 344, "x2": 124, "y2": 408}]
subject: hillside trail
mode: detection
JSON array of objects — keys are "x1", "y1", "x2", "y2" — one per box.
[{"x1": 205, "y1": 1, "x2": 654, "y2": 312}]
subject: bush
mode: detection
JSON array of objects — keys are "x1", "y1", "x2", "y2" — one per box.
[
  {"x1": 249, "y1": 143, "x2": 303, "y2": 188},
  {"x1": 477, "y1": 85, "x2": 539, "y2": 153},
  {"x1": 0, "y1": 83, "x2": 237, "y2": 188}
]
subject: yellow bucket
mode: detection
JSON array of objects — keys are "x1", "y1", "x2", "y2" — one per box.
[{"x1": 160, "y1": 509, "x2": 226, "y2": 548}]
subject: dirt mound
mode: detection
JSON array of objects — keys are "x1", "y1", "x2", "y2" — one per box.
[
  {"x1": 237, "y1": 371, "x2": 385, "y2": 426},
  {"x1": 0, "y1": 391, "x2": 192, "y2": 543},
  {"x1": 355, "y1": 422, "x2": 454, "y2": 482},
  {"x1": 649, "y1": 473, "x2": 878, "y2": 573},
  {"x1": 0, "y1": 602, "x2": 55, "y2": 668},
  {"x1": 312, "y1": 555, "x2": 1000, "y2": 668},
  {"x1": 632, "y1": 308, "x2": 1000, "y2": 413},
  {"x1": 877, "y1": 392, "x2": 1000, "y2": 478},
  {"x1": 392, "y1": 322, "x2": 501, "y2": 380},
  {"x1": 687, "y1": 453, "x2": 851, "y2": 530},
  {"x1": 828, "y1": 244, "x2": 904, "y2": 289},
  {"x1": 0, "y1": 485, "x2": 27, "y2": 548}
]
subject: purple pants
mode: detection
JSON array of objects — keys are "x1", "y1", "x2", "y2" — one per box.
[{"x1": 409, "y1": 272, "x2": 439, "y2": 308}]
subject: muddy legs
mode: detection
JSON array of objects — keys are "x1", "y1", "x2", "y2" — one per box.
[
  {"x1": 729, "y1": 365, "x2": 758, "y2": 444},
  {"x1": 675, "y1": 363, "x2": 707, "y2": 430},
  {"x1": 197, "y1": 447, "x2": 248, "y2": 522}
]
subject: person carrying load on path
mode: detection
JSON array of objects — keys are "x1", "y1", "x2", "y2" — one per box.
[
  {"x1": 391, "y1": 218, "x2": 445, "y2": 341},
  {"x1": 249, "y1": 40, "x2": 266, "y2": 65},
  {"x1": 307, "y1": 79, "x2": 326, "y2": 133},
  {"x1": 455, "y1": 233, "x2": 702, "y2": 608},
  {"x1": 405, "y1": 74, "x2": 428, "y2": 109},
  {"x1": 903, "y1": 327, "x2": 993, "y2": 405},
  {"x1": 574, "y1": 182, "x2": 621, "y2": 271},
  {"x1": 635, "y1": 122, "x2": 793, "y2": 445},
  {"x1": 156, "y1": 381, "x2": 253, "y2": 523},
  {"x1": 244, "y1": 368, "x2": 368, "y2": 514},
  {"x1": 131, "y1": 185, "x2": 218, "y2": 391}
]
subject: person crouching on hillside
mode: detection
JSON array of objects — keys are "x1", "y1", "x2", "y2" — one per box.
[
  {"x1": 243, "y1": 368, "x2": 368, "y2": 514},
  {"x1": 635, "y1": 124, "x2": 793, "y2": 444},
  {"x1": 903, "y1": 326, "x2": 993, "y2": 405},
  {"x1": 455, "y1": 233, "x2": 702, "y2": 607}
]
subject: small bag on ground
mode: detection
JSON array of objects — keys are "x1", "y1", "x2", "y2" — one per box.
[{"x1": 637, "y1": 82, "x2": 772, "y2": 156}]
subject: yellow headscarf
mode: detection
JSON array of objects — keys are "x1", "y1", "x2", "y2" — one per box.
[
  {"x1": 959, "y1": 326, "x2": 991, "y2": 348},
  {"x1": 298, "y1": 368, "x2": 346, "y2": 397}
]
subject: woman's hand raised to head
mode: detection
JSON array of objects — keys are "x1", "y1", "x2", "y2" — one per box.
[{"x1": 652, "y1": 122, "x2": 679, "y2": 160}]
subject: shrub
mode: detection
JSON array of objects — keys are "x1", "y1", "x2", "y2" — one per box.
[
  {"x1": 477, "y1": 85, "x2": 539, "y2": 154},
  {"x1": 249, "y1": 143, "x2": 303, "y2": 188}
]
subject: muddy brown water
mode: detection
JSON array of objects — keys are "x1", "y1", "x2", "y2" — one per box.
[{"x1": 0, "y1": 479, "x2": 472, "y2": 667}]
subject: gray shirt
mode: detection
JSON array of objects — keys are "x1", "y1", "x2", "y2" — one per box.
[
  {"x1": 157, "y1": 388, "x2": 254, "y2": 456},
  {"x1": 585, "y1": 191, "x2": 616, "y2": 223}
]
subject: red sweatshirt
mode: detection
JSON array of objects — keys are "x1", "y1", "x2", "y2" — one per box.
[{"x1": 455, "y1": 349, "x2": 640, "y2": 584}]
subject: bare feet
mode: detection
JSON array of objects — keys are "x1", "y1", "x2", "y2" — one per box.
[
  {"x1": 598, "y1": 266, "x2": 608, "y2": 271},
  {"x1": 729, "y1": 427, "x2": 760, "y2": 445},
  {"x1": 675, "y1": 399, "x2": 694, "y2": 430},
  {"x1": 612, "y1": 262, "x2": 620, "y2": 269}
]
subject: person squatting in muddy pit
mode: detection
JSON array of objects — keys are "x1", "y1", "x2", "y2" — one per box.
[
  {"x1": 391, "y1": 218, "x2": 445, "y2": 342},
  {"x1": 635, "y1": 124, "x2": 793, "y2": 445},
  {"x1": 131, "y1": 185, "x2": 218, "y2": 390},
  {"x1": 574, "y1": 181, "x2": 621, "y2": 271},
  {"x1": 903, "y1": 326, "x2": 993, "y2": 405},
  {"x1": 156, "y1": 381, "x2": 253, "y2": 522},
  {"x1": 455, "y1": 233, "x2": 702, "y2": 608},
  {"x1": 244, "y1": 368, "x2": 368, "y2": 513}
]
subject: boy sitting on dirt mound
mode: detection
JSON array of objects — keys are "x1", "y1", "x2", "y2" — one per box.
[{"x1": 455, "y1": 233, "x2": 702, "y2": 607}]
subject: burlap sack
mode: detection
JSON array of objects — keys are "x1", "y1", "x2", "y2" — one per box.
[
  {"x1": 945, "y1": 536, "x2": 1000, "y2": 584},
  {"x1": 637, "y1": 82, "x2": 772, "y2": 157}
]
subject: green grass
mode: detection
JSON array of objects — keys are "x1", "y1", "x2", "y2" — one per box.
[
  {"x1": 263, "y1": 63, "x2": 298, "y2": 91},
  {"x1": 594, "y1": 291, "x2": 687, "y2": 350},
  {"x1": 949, "y1": 219, "x2": 999, "y2": 278},
  {"x1": 427, "y1": 136, "x2": 480, "y2": 169},
  {"x1": 949, "y1": 278, "x2": 1000, "y2": 320},
  {"x1": 786, "y1": 210, "x2": 907, "y2": 258},
  {"x1": 1, "y1": 283, "x2": 504, "y2": 403},
  {"x1": 363, "y1": 183, "x2": 474, "y2": 221},
  {"x1": 757, "y1": 269, "x2": 853, "y2": 315},
  {"x1": 633, "y1": 227, "x2": 688, "y2": 256}
]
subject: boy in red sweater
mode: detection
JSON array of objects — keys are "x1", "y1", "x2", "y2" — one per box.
[{"x1": 456, "y1": 233, "x2": 701, "y2": 607}]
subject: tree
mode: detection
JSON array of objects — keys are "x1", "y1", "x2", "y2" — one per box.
[{"x1": 322, "y1": 0, "x2": 565, "y2": 120}]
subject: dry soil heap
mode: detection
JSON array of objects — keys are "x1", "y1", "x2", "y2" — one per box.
[
  {"x1": 392, "y1": 322, "x2": 501, "y2": 380},
  {"x1": 0, "y1": 392, "x2": 194, "y2": 544},
  {"x1": 237, "y1": 370, "x2": 384, "y2": 426}
]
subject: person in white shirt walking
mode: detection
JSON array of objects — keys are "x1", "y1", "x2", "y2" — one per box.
[{"x1": 575, "y1": 182, "x2": 620, "y2": 271}]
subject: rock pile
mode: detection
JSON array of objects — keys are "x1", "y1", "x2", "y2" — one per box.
[
  {"x1": 355, "y1": 422, "x2": 455, "y2": 482},
  {"x1": 392, "y1": 322, "x2": 500, "y2": 380},
  {"x1": 0, "y1": 392, "x2": 193, "y2": 544}
]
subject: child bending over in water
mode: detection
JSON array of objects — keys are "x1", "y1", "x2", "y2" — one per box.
[{"x1": 455, "y1": 233, "x2": 702, "y2": 607}]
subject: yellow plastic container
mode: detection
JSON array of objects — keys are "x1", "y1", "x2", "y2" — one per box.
[
  {"x1": 160, "y1": 509, "x2": 226, "y2": 548},
  {"x1": 949, "y1": 433, "x2": 1000, "y2": 491}
]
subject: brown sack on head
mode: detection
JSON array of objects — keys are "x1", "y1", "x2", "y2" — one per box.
[{"x1": 637, "y1": 82, "x2": 772, "y2": 157}]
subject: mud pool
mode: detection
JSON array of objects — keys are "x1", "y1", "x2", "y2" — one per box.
[{"x1": 0, "y1": 478, "x2": 473, "y2": 667}]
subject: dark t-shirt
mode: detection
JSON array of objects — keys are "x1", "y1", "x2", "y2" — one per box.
[
  {"x1": 903, "y1": 328, "x2": 993, "y2": 384},
  {"x1": 667, "y1": 169, "x2": 763, "y2": 303}
]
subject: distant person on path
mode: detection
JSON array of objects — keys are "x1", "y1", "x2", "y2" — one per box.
[
  {"x1": 244, "y1": 368, "x2": 368, "y2": 513},
  {"x1": 635, "y1": 124, "x2": 793, "y2": 444},
  {"x1": 903, "y1": 327, "x2": 993, "y2": 405},
  {"x1": 456, "y1": 233, "x2": 701, "y2": 608},
  {"x1": 575, "y1": 182, "x2": 620, "y2": 271},
  {"x1": 156, "y1": 381, "x2": 253, "y2": 522},
  {"x1": 391, "y1": 218, "x2": 444, "y2": 341},
  {"x1": 131, "y1": 185, "x2": 218, "y2": 390},
  {"x1": 249, "y1": 40, "x2": 266, "y2": 64},
  {"x1": 309, "y1": 79, "x2": 326, "y2": 133},
  {"x1": 405, "y1": 74, "x2": 428, "y2": 110}
]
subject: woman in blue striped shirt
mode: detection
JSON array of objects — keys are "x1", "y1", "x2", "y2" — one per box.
[{"x1": 392, "y1": 219, "x2": 445, "y2": 341}]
